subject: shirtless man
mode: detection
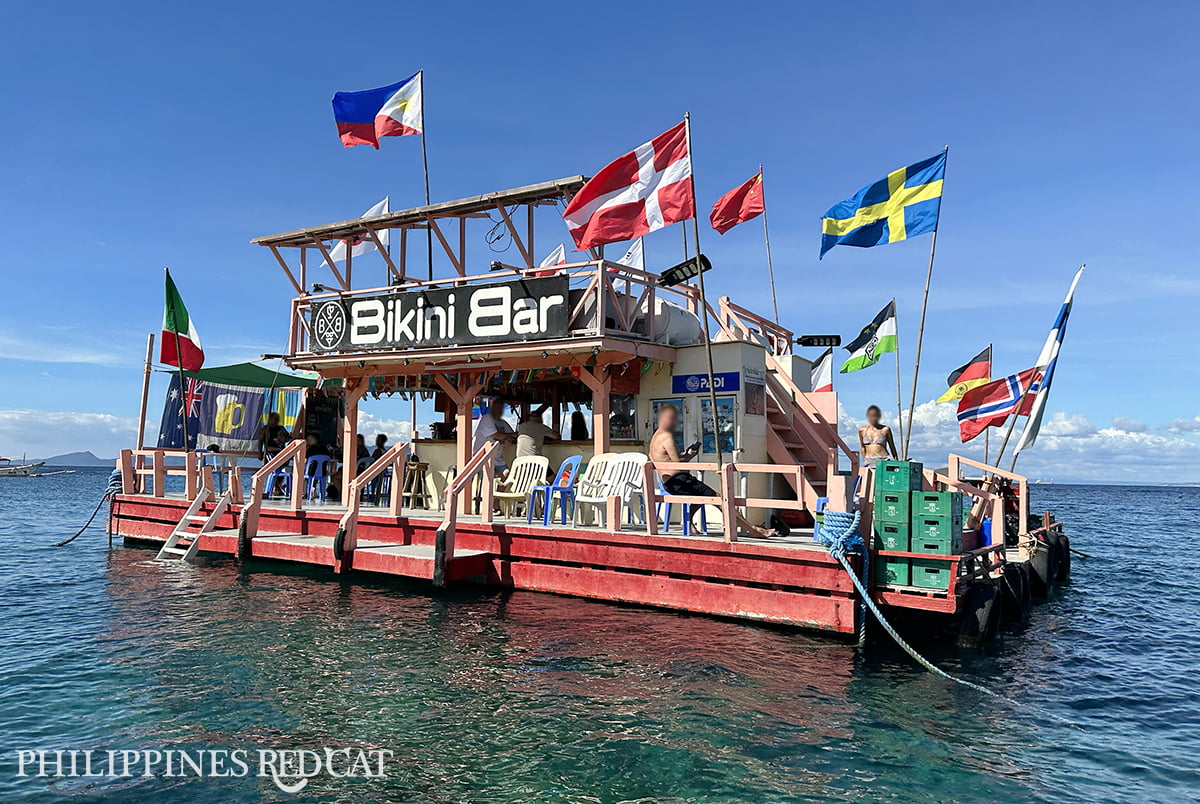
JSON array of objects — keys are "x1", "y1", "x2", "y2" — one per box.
[{"x1": 650, "y1": 404, "x2": 778, "y2": 538}]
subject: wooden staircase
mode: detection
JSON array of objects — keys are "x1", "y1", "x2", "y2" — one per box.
[
  {"x1": 763, "y1": 357, "x2": 858, "y2": 511},
  {"x1": 157, "y1": 486, "x2": 234, "y2": 561}
]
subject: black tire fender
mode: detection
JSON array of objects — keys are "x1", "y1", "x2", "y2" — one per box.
[
  {"x1": 957, "y1": 582, "x2": 1001, "y2": 649},
  {"x1": 1000, "y1": 562, "x2": 1031, "y2": 627},
  {"x1": 1054, "y1": 532, "x2": 1071, "y2": 582},
  {"x1": 333, "y1": 527, "x2": 346, "y2": 563}
]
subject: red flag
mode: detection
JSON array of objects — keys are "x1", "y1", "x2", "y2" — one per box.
[
  {"x1": 956, "y1": 368, "x2": 1039, "y2": 442},
  {"x1": 562, "y1": 121, "x2": 694, "y2": 250},
  {"x1": 709, "y1": 171, "x2": 765, "y2": 234}
]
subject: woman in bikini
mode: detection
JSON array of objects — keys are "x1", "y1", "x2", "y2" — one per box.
[{"x1": 858, "y1": 405, "x2": 898, "y2": 468}]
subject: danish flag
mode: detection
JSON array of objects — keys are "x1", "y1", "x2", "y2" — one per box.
[{"x1": 563, "y1": 121, "x2": 695, "y2": 250}]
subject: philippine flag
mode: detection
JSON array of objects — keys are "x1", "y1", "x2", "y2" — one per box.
[{"x1": 332, "y1": 73, "x2": 423, "y2": 149}]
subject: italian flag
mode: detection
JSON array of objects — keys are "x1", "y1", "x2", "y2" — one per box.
[
  {"x1": 160, "y1": 269, "x2": 204, "y2": 372},
  {"x1": 840, "y1": 300, "x2": 897, "y2": 374}
]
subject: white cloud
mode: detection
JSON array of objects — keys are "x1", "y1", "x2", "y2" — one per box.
[
  {"x1": 0, "y1": 330, "x2": 124, "y2": 366},
  {"x1": 840, "y1": 401, "x2": 1200, "y2": 484},
  {"x1": 1039, "y1": 412, "x2": 1096, "y2": 437},
  {"x1": 1166, "y1": 415, "x2": 1200, "y2": 433},
  {"x1": 0, "y1": 409, "x2": 138, "y2": 459},
  {"x1": 356, "y1": 411, "x2": 414, "y2": 442}
]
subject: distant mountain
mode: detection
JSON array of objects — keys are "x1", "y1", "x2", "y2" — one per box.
[{"x1": 41, "y1": 451, "x2": 114, "y2": 467}]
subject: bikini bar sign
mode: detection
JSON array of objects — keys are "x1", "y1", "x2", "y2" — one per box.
[{"x1": 309, "y1": 276, "x2": 570, "y2": 352}]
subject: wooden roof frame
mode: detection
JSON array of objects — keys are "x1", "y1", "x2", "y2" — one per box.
[{"x1": 252, "y1": 176, "x2": 589, "y2": 290}]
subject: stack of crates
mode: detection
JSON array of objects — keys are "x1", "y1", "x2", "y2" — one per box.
[
  {"x1": 872, "y1": 460, "x2": 922, "y2": 586},
  {"x1": 909, "y1": 489, "x2": 963, "y2": 590},
  {"x1": 872, "y1": 460, "x2": 964, "y2": 590}
]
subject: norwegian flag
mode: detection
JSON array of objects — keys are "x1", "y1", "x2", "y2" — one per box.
[
  {"x1": 563, "y1": 121, "x2": 694, "y2": 250},
  {"x1": 956, "y1": 367, "x2": 1040, "y2": 442}
]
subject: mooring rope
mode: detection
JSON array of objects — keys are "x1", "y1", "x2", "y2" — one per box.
[
  {"x1": 54, "y1": 470, "x2": 123, "y2": 548},
  {"x1": 818, "y1": 509, "x2": 1002, "y2": 699}
]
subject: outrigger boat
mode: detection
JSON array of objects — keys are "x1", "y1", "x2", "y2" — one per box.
[
  {"x1": 0, "y1": 457, "x2": 46, "y2": 477},
  {"x1": 108, "y1": 178, "x2": 1071, "y2": 645}
]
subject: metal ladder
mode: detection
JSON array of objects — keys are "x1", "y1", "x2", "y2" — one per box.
[{"x1": 157, "y1": 486, "x2": 231, "y2": 562}]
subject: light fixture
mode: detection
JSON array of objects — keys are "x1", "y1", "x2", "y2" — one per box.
[
  {"x1": 403, "y1": 358, "x2": 410, "y2": 366},
  {"x1": 540, "y1": 351, "x2": 548, "y2": 359},
  {"x1": 312, "y1": 283, "x2": 328, "y2": 293},
  {"x1": 358, "y1": 361, "x2": 365, "y2": 369}
]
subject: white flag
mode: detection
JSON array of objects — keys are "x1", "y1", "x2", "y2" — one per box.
[
  {"x1": 1014, "y1": 266, "x2": 1084, "y2": 455},
  {"x1": 617, "y1": 237, "x2": 645, "y2": 271},
  {"x1": 539, "y1": 243, "x2": 566, "y2": 268},
  {"x1": 324, "y1": 197, "x2": 390, "y2": 266},
  {"x1": 810, "y1": 347, "x2": 834, "y2": 393}
]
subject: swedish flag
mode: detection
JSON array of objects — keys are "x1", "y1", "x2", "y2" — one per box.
[{"x1": 820, "y1": 152, "x2": 946, "y2": 259}]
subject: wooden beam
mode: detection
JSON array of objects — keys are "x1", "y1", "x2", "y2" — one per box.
[
  {"x1": 399, "y1": 228, "x2": 407, "y2": 282},
  {"x1": 340, "y1": 380, "x2": 368, "y2": 506},
  {"x1": 425, "y1": 215, "x2": 463, "y2": 275},
  {"x1": 495, "y1": 203, "x2": 533, "y2": 268},
  {"x1": 309, "y1": 237, "x2": 348, "y2": 290},
  {"x1": 365, "y1": 228, "x2": 402, "y2": 283},
  {"x1": 268, "y1": 245, "x2": 304, "y2": 295}
]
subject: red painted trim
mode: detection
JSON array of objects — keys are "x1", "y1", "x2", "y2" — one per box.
[{"x1": 111, "y1": 495, "x2": 858, "y2": 631}]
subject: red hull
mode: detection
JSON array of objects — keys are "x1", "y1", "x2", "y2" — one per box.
[{"x1": 110, "y1": 495, "x2": 859, "y2": 633}]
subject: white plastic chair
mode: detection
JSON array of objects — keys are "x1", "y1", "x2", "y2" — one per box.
[
  {"x1": 574, "y1": 453, "x2": 649, "y2": 529},
  {"x1": 494, "y1": 455, "x2": 550, "y2": 518},
  {"x1": 571, "y1": 453, "x2": 615, "y2": 526}
]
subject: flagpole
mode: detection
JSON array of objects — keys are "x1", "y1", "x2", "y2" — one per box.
[
  {"x1": 983, "y1": 341, "x2": 992, "y2": 465},
  {"x1": 165, "y1": 268, "x2": 190, "y2": 451},
  {"x1": 759, "y1": 165, "x2": 780, "y2": 324},
  {"x1": 892, "y1": 297, "x2": 905, "y2": 458},
  {"x1": 419, "y1": 70, "x2": 432, "y2": 281},
  {"x1": 902, "y1": 145, "x2": 949, "y2": 461},
  {"x1": 684, "y1": 113, "x2": 724, "y2": 467}
]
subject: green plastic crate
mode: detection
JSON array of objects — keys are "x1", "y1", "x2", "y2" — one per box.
[
  {"x1": 875, "y1": 490, "x2": 911, "y2": 523},
  {"x1": 873, "y1": 520, "x2": 910, "y2": 552},
  {"x1": 911, "y1": 557, "x2": 953, "y2": 590},
  {"x1": 911, "y1": 490, "x2": 963, "y2": 519},
  {"x1": 874, "y1": 460, "x2": 924, "y2": 492},
  {"x1": 875, "y1": 556, "x2": 910, "y2": 586},
  {"x1": 911, "y1": 516, "x2": 964, "y2": 553}
]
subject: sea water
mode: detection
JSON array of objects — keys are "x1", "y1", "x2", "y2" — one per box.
[{"x1": 0, "y1": 470, "x2": 1197, "y2": 803}]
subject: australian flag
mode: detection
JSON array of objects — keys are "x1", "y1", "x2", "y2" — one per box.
[{"x1": 157, "y1": 374, "x2": 201, "y2": 449}]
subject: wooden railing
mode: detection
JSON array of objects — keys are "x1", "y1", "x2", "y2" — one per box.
[
  {"x1": 119, "y1": 448, "x2": 201, "y2": 498},
  {"x1": 717, "y1": 297, "x2": 794, "y2": 356},
  {"x1": 945, "y1": 454, "x2": 1028, "y2": 536},
  {"x1": 333, "y1": 442, "x2": 411, "y2": 568},
  {"x1": 640, "y1": 461, "x2": 814, "y2": 544},
  {"x1": 239, "y1": 439, "x2": 307, "y2": 545},
  {"x1": 432, "y1": 441, "x2": 500, "y2": 587}
]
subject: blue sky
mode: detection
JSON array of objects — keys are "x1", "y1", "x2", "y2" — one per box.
[{"x1": 0, "y1": 1, "x2": 1196, "y2": 481}]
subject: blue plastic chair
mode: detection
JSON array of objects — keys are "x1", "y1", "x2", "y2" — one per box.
[
  {"x1": 304, "y1": 455, "x2": 331, "y2": 503},
  {"x1": 658, "y1": 474, "x2": 707, "y2": 536},
  {"x1": 527, "y1": 454, "x2": 583, "y2": 526},
  {"x1": 266, "y1": 458, "x2": 292, "y2": 499}
]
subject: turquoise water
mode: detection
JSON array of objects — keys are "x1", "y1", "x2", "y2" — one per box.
[{"x1": 1, "y1": 470, "x2": 1198, "y2": 803}]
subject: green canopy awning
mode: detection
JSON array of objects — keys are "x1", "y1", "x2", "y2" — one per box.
[{"x1": 178, "y1": 362, "x2": 323, "y2": 389}]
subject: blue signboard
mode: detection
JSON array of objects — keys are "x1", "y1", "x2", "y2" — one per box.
[{"x1": 671, "y1": 371, "x2": 740, "y2": 394}]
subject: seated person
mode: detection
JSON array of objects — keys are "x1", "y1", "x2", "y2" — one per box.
[
  {"x1": 516, "y1": 404, "x2": 559, "y2": 462},
  {"x1": 649, "y1": 404, "x2": 778, "y2": 539},
  {"x1": 472, "y1": 400, "x2": 516, "y2": 478},
  {"x1": 372, "y1": 433, "x2": 388, "y2": 460}
]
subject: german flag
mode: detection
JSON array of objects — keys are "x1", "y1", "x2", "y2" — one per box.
[{"x1": 937, "y1": 346, "x2": 991, "y2": 403}]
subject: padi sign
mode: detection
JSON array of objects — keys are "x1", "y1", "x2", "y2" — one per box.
[{"x1": 310, "y1": 276, "x2": 569, "y2": 352}]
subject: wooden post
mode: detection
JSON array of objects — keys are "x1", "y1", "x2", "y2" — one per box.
[
  {"x1": 136, "y1": 333, "x2": 154, "y2": 449},
  {"x1": 340, "y1": 381, "x2": 368, "y2": 507},
  {"x1": 152, "y1": 449, "x2": 166, "y2": 498},
  {"x1": 642, "y1": 461, "x2": 659, "y2": 535},
  {"x1": 291, "y1": 439, "x2": 306, "y2": 512},
  {"x1": 720, "y1": 463, "x2": 738, "y2": 543},
  {"x1": 119, "y1": 449, "x2": 135, "y2": 494},
  {"x1": 575, "y1": 365, "x2": 612, "y2": 455}
]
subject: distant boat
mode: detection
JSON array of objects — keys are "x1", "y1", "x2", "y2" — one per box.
[{"x1": 0, "y1": 457, "x2": 46, "y2": 477}]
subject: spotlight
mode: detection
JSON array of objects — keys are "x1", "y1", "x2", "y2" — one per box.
[
  {"x1": 358, "y1": 361, "x2": 365, "y2": 369},
  {"x1": 489, "y1": 261, "x2": 504, "y2": 271},
  {"x1": 540, "y1": 351, "x2": 548, "y2": 359},
  {"x1": 312, "y1": 283, "x2": 328, "y2": 293}
]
